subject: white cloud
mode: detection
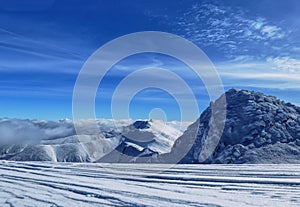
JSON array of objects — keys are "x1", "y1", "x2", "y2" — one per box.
[
  {"x1": 0, "y1": 119, "x2": 75, "y2": 144},
  {"x1": 261, "y1": 25, "x2": 284, "y2": 39},
  {"x1": 267, "y1": 57, "x2": 300, "y2": 73},
  {"x1": 0, "y1": 26, "x2": 83, "y2": 74},
  {"x1": 0, "y1": 118, "x2": 190, "y2": 145},
  {"x1": 149, "y1": 3, "x2": 289, "y2": 59},
  {"x1": 216, "y1": 58, "x2": 300, "y2": 89},
  {"x1": 221, "y1": 71, "x2": 300, "y2": 81}
]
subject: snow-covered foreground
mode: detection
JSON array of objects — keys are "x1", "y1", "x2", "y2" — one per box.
[{"x1": 0, "y1": 162, "x2": 300, "y2": 207}]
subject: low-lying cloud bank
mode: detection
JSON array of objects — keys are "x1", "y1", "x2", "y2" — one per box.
[
  {"x1": 0, "y1": 118, "x2": 189, "y2": 144},
  {"x1": 0, "y1": 118, "x2": 75, "y2": 144}
]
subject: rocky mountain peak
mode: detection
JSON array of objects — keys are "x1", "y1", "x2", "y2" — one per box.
[
  {"x1": 132, "y1": 120, "x2": 152, "y2": 129},
  {"x1": 171, "y1": 89, "x2": 300, "y2": 164}
]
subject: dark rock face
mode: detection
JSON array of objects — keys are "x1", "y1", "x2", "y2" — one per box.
[
  {"x1": 132, "y1": 120, "x2": 151, "y2": 129},
  {"x1": 98, "y1": 140, "x2": 157, "y2": 163},
  {"x1": 176, "y1": 89, "x2": 300, "y2": 164}
]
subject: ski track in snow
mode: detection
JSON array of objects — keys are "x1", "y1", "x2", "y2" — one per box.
[{"x1": 0, "y1": 162, "x2": 300, "y2": 206}]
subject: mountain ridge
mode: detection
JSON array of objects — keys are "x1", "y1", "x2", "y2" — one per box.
[{"x1": 1, "y1": 89, "x2": 300, "y2": 164}]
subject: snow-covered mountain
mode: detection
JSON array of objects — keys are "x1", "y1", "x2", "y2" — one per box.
[
  {"x1": 0, "y1": 119, "x2": 187, "y2": 162},
  {"x1": 98, "y1": 119, "x2": 183, "y2": 163},
  {"x1": 1, "y1": 89, "x2": 300, "y2": 164},
  {"x1": 169, "y1": 89, "x2": 300, "y2": 164},
  {"x1": 98, "y1": 89, "x2": 300, "y2": 164}
]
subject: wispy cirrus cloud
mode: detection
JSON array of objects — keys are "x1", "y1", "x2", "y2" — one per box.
[
  {"x1": 148, "y1": 2, "x2": 292, "y2": 61},
  {"x1": 181, "y1": 4, "x2": 287, "y2": 56},
  {"x1": 260, "y1": 25, "x2": 285, "y2": 39},
  {"x1": 267, "y1": 56, "x2": 300, "y2": 73},
  {"x1": 0, "y1": 26, "x2": 85, "y2": 74},
  {"x1": 216, "y1": 59, "x2": 300, "y2": 90},
  {"x1": 147, "y1": 1, "x2": 300, "y2": 92},
  {"x1": 0, "y1": 27, "x2": 82, "y2": 60}
]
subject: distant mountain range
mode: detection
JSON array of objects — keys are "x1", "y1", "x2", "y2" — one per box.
[
  {"x1": 0, "y1": 118, "x2": 188, "y2": 162},
  {"x1": 1, "y1": 89, "x2": 300, "y2": 164}
]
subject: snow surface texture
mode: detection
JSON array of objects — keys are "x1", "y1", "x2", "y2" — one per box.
[
  {"x1": 0, "y1": 161, "x2": 300, "y2": 207},
  {"x1": 0, "y1": 119, "x2": 188, "y2": 162},
  {"x1": 168, "y1": 89, "x2": 300, "y2": 164}
]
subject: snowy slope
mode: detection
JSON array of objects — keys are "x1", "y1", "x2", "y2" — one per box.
[
  {"x1": 0, "y1": 161, "x2": 300, "y2": 207},
  {"x1": 1, "y1": 135, "x2": 121, "y2": 162},
  {"x1": 120, "y1": 119, "x2": 183, "y2": 154}
]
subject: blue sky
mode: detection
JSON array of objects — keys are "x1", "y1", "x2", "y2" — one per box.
[{"x1": 0, "y1": 0, "x2": 300, "y2": 121}]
